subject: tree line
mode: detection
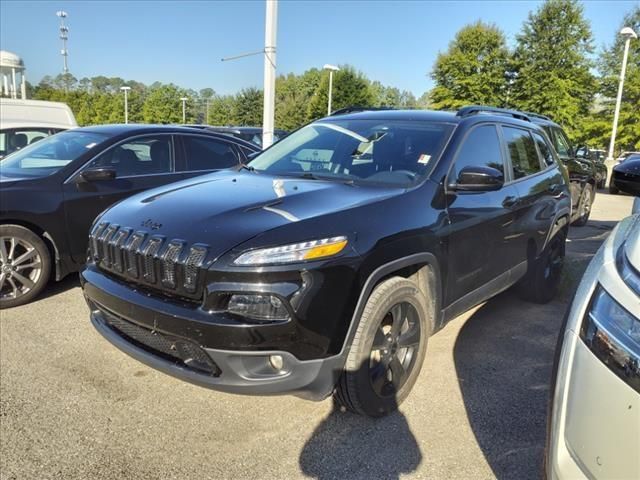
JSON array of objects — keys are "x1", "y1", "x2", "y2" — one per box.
[
  {"x1": 430, "y1": 0, "x2": 638, "y2": 150},
  {"x1": 15, "y1": 0, "x2": 639, "y2": 151},
  {"x1": 24, "y1": 66, "x2": 425, "y2": 132}
]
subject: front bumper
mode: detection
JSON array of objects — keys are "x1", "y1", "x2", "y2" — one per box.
[
  {"x1": 612, "y1": 173, "x2": 640, "y2": 195},
  {"x1": 82, "y1": 267, "x2": 345, "y2": 400}
]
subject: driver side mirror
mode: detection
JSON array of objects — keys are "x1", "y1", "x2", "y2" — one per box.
[
  {"x1": 78, "y1": 167, "x2": 116, "y2": 183},
  {"x1": 448, "y1": 165, "x2": 504, "y2": 192}
]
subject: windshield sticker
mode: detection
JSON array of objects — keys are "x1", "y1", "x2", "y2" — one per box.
[{"x1": 418, "y1": 154, "x2": 431, "y2": 164}]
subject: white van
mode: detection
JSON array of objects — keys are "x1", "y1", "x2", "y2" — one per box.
[{"x1": 0, "y1": 98, "x2": 78, "y2": 158}]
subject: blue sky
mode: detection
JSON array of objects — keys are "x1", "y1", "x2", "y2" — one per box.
[{"x1": 0, "y1": 0, "x2": 636, "y2": 96}]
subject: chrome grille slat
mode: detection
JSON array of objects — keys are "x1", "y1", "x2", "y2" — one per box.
[{"x1": 92, "y1": 223, "x2": 208, "y2": 299}]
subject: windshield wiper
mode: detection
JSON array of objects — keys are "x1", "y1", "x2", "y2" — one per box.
[
  {"x1": 237, "y1": 164, "x2": 257, "y2": 173},
  {"x1": 293, "y1": 171, "x2": 355, "y2": 185}
]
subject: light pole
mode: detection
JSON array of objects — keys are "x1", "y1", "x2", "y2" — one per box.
[
  {"x1": 120, "y1": 86, "x2": 131, "y2": 124},
  {"x1": 323, "y1": 64, "x2": 340, "y2": 115},
  {"x1": 607, "y1": 26, "x2": 638, "y2": 162},
  {"x1": 180, "y1": 97, "x2": 188, "y2": 124}
]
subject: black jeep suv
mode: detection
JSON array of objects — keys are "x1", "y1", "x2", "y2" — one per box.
[{"x1": 82, "y1": 106, "x2": 571, "y2": 417}]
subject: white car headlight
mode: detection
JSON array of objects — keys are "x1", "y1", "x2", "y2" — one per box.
[{"x1": 234, "y1": 236, "x2": 348, "y2": 266}]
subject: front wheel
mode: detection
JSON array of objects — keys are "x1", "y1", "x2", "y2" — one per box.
[
  {"x1": 334, "y1": 277, "x2": 431, "y2": 417},
  {"x1": 0, "y1": 225, "x2": 51, "y2": 309}
]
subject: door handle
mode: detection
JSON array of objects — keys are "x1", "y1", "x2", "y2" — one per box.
[{"x1": 503, "y1": 196, "x2": 518, "y2": 208}]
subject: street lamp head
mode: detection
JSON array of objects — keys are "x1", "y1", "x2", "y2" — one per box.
[
  {"x1": 620, "y1": 27, "x2": 638, "y2": 40},
  {"x1": 120, "y1": 86, "x2": 131, "y2": 92},
  {"x1": 180, "y1": 97, "x2": 188, "y2": 101},
  {"x1": 323, "y1": 64, "x2": 340, "y2": 72}
]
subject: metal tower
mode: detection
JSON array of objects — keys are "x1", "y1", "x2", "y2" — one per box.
[{"x1": 56, "y1": 10, "x2": 69, "y2": 74}]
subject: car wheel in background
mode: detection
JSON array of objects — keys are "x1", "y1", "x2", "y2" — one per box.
[
  {"x1": 0, "y1": 225, "x2": 51, "y2": 309},
  {"x1": 334, "y1": 277, "x2": 431, "y2": 417},
  {"x1": 609, "y1": 184, "x2": 619, "y2": 195},
  {"x1": 518, "y1": 228, "x2": 566, "y2": 304},
  {"x1": 572, "y1": 184, "x2": 593, "y2": 227}
]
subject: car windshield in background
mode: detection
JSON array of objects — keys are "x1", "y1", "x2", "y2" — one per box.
[
  {"x1": 248, "y1": 119, "x2": 454, "y2": 186},
  {"x1": 0, "y1": 131, "x2": 108, "y2": 178}
]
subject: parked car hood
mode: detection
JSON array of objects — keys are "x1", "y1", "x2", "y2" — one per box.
[
  {"x1": 614, "y1": 158, "x2": 640, "y2": 175},
  {"x1": 97, "y1": 170, "x2": 404, "y2": 260}
]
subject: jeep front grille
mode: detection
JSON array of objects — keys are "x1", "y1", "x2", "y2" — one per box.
[{"x1": 89, "y1": 222, "x2": 209, "y2": 299}]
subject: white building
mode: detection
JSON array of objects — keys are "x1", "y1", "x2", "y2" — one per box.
[{"x1": 0, "y1": 50, "x2": 27, "y2": 100}]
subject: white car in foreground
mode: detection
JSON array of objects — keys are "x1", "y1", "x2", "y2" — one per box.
[{"x1": 547, "y1": 198, "x2": 640, "y2": 478}]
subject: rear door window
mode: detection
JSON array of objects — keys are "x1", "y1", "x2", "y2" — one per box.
[
  {"x1": 503, "y1": 127, "x2": 542, "y2": 180},
  {"x1": 551, "y1": 128, "x2": 572, "y2": 158},
  {"x1": 182, "y1": 135, "x2": 239, "y2": 171},
  {"x1": 532, "y1": 131, "x2": 555, "y2": 167}
]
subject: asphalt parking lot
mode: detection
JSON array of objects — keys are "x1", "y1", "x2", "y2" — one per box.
[{"x1": 0, "y1": 192, "x2": 635, "y2": 480}]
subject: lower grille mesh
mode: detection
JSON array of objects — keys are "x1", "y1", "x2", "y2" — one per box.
[{"x1": 102, "y1": 311, "x2": 220, "y2": 376}]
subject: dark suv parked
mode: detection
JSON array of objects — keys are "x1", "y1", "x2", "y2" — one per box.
[
  {"x1": 82, "y1": 106, "x2": 571, "y2": 416},
  {"x1": 526, "y1": 113, "x2": 597, "y2": 226}
]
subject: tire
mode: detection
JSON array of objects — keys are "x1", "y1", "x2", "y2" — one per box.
[
  {"x1": 609, "y1": 184, "x2": 619, "y2": 195},
  {"x1": 334, "y1": 276, "x2": 432, "y2": 417},
  {"x1": 0, "y1": 225, "x2": 51, "y2": 309},
  {"x1": 572, "y1": 184, "x2": 593, "y2": 227},
  {"x1": 517, "y1": 229, "x2": 566, "y2": 304}
]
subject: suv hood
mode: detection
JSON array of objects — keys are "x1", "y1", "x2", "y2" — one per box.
[{"x1": 99, "y1": 170, "x2": 403, "y2": 260}]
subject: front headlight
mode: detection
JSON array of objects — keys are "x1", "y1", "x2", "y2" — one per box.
[
  {"x1": 580, "y1": 286, "x2": 640, "y2": 392},
  {"x1": 234, "y1": 236, "x2": 348, "y2": 266}
]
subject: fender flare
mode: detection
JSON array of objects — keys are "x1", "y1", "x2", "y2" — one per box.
[
  {"x1": 543, "y1": 208, "x2": 571, "y2": 252},
  {"x1": 337, "y1": 252, "x2": 442, "y2": 357}
]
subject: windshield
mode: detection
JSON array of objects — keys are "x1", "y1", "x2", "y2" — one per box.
[
  {"x1": 248, "y1": 119, "x2": 454, "y2": 186},
  {"x1": 0, "y1": 130, "x2": 108, "y2": 178}
]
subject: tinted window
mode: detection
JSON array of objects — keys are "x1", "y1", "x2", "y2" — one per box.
[
  {"x1": 182, "y1": 136, "x2": 238, "y2": 171},
  {"x1": 248, "y1": 120, "x2": 454, "y2": 186},
  {"x1": 532, "y1": 131, "x2": 555, "y2": 167},
  {"x1": 451, "y1": 125, "x2": 504, "y2": 181},
  {"x1": 503, "y1": 127, "x2": 542, "y2": 180},
  {"x1": 87, "y1": 136, "x2": 173, "y2": 177},
  {"x1": 552, "y1": 128, "x2": 572, "y2": 157}
]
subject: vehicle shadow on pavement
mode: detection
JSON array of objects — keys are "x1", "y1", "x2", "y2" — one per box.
[
  {"x1": 38, "y1": 273, "x2": 81, "y2": 301},
  {"x1": 453, "y1": 291, "x2": 561, "y2": 480},
  {"x1": 299, "y1": 397, "x2": 421, "y2": 480}
]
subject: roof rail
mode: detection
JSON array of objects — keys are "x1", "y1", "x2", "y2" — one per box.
[
  {"x1": 521, "y1": 110, "x2": 552, "y2": 121},
  {"x1": 456, "y1": 105, "x2": 531, "y2": 122},
  {"x1": 330, "y1": 106, "x2": 396, "y2": 116}
]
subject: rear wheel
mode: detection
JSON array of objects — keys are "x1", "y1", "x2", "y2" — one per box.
[
  {"x1": 518, "y1": 230, "x2": 566, "y2": 304},
  {"x1": 572, "y1": 184, "x2": 593, "y2": 227},
  {"x1": 334, "y1": 277, "x2": 431, "y2": 417},
  {"x1": 0, "y1": 225, "x2": 51, "y2": 309}
]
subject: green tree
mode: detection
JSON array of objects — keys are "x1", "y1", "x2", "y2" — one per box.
[
  {"x1": 232, "y1": 87, "x2": 263, "y2": 126},
  {"x1": 207, "y1": 95, "x2": 236, "y2": 125},
  {"x1": 511, "y1": 0, "x2": 596, "y2": 137},
  {"x1": 590, "y1": 6, "x2": 640, "y2": 151},
  {"x1": 430, "y1": 21, "x2": 511, "y2": 110},
  {"x1": 142, "y1": 84, "x2": 193, "y2": 124},
  {"x1": 307, "y1": 65, "x2": 373, "y2": 119},
  {"x1": 275, "y1": 69, "x2": 322, "y2": 130}
]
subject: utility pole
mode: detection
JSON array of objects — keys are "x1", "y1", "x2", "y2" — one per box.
[
  {"x1": 120, "y1": 86, "x2": 131, "y2": 124},
  {"x1": 180, "y1": 97, "x2": 188, "y2": 124},
  {"x1": 56, "y1": 11, "x2": 69, "y2": 75},
  {"x1": 262, "y1": 0, "x2": 278, "y2": 148},
  {"x1": 323, "y1": 64, "x2": 340, "y2": 115}
]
